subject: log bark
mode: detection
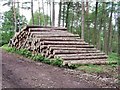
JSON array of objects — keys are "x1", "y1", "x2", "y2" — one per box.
[
  {"x1": 53, "y1": 50, "x2": 100, "y2": 55},
  {"x1": 54, "y1": 53, "x2": 106, "y2": 58}
]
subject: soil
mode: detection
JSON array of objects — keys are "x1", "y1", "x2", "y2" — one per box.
[{"x1": 1, "y1": 49, "x2": 118, "y2": 88}]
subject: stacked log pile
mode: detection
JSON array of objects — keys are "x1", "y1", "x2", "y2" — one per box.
[{"x1": 10, "y1": 25, "x2": 108, "y2": 65}]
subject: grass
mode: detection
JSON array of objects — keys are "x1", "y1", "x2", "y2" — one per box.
[
  {"x1": 77, "y1": 64, "x2": 104, "y2": 73},
  {"x1": 76, "y1": 53, "x2": 118, "y2": 78}
]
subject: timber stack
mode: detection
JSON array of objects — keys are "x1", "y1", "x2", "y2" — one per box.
[{"x1": 10, "y1": 25, "x2": 108, "y2": 65}]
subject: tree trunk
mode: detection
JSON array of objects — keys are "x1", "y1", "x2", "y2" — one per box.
[
  {"x1": 97, "y1": 3, "x2": 105, "y2": 50},
  {"x1": 117, "y1": 2, "x2": 120, "y2": 84},
  {"x1": 97, "y1": 17, "x2": 102, "y2": 50},
  {"x1": 49, "y1": 0, "x2": 52, "y2": 26},
  {"x1": 65, "y1": 2, "x2": 70, "y2": 28},
  {"x1": 70, "y1": 3, "x2": 74, "y2": 33},
  {"x1": 16, "y1": 0, "x2": 20, "y2": 32},
  {"x1": 62, "y1": 2, "x2": 65, "y2": 27},
  {"x1": 81, "y1": 2, "x2": 85, "y2": 40},
  {"x1": 58, "y1": 1, "x2": 62, "y2": 27},
  {"x1": 52, "y1": 0, "x2": 55, "y2": 26},
  {"x1": 38, "y1": 0, "x2": 40, "y2": 25},
  {"x1": 106, "y1": 2, "x2": 114, "y2": 54},
  {"x1": 86, "y1": 1, "x2": 89, "y2": 43},
  {"x1": 93, "y1": 2, "x2": 98, "y2": 46},
  {"x1": 118, "y1": 16, "x2": 120, "y2": 61},
  {"x1": 13, "y1": 0, "x2": 17, "y2": 33},
  {"x1": 45, "y1": 1, "x2": 49, "y2": 26},
  {"x1": 103, "y1": 2, "x2": 107, "y2": 54},
  {"x1": 31, "y1": 0, "x2": 34, "y2": 25},
  {"x1": 42, "y1": 0, "x2": 45, "y2": 26}
]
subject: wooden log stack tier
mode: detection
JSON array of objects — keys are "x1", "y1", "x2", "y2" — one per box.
[{"x1": 10, "y1": 25, "x2": 108, "y2": 65}]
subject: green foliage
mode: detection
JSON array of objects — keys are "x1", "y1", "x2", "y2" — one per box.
[
  {"x1": 1, "y1": 7, "x2": 27, "y2": 47},
  {"x1": 19, "y1": 49, "x2": 32, "y2": 58},
  {"x1": 108, "y1": 53, "x2": 118, "y2": 62},
  {"x1": 51, "y1": 58, "x2": 63, "y2": 67},
  {"x1": 29, "y1": 11, "x2": 50, "y2": 25},
  {"x1": 77, "y1": 64, "x2": 104, "y2": 73},
  {"x1": 0, "y1": 31, "x2": 14, "y2": 46},
  {"x1": 2, "y1": 7, "x2": 14, "y2": 31},
  {"x1": 42, "y1": 58, "x2": 51, "y2": 64},
  {"x1": 32, "y1": 54, "x2": 44, "y2": 62},
  {"x1": 2, "y1": 7, "x2": 27, "y2": 31}
]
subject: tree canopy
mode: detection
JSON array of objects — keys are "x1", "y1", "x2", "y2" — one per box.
[{"x1": 29, "y1": 11, "x2": 50, "y2": 26}]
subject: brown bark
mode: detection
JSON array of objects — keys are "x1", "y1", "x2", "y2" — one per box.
[
  {"x1": 31, "y1": 0, "x2": 34, "y2": 25},
  {"x1": 70, "y1": 3, "x2": 74, "y2": 33},
  {"x1": 62, "y1": 2, "x2": 65, "y2": 27},
  {"x1": 38, "y1": 0, "x2": 40, "y2": 25},
  {"x1": 13, "y1": 0, "x2": 17, "y2": 33},
  {"x1": 93, "y1": 2, "x2": 98, "y2": 46},
  {"x1": 106, "y1": 2, "x2": 114, "y2": 54},
  {"x1": 65, "y1": 2, "x2": 71, "y2": 28},
  {"x1": 49, "y1": 0, "x2": 52, "y2": 25},
  {"x1": 103, "y1": 2, "x2": 107, "y2": 54},
  {"x1": 86, "y1": 1, "x2": 90, "y2": 43},
  {"x1": 81, "y1": 2, "x2": 85, "y2": 40},
  {"x1": 58, "y1": 0, "x2": 62, "y2": 27},
  {"x1": 52, "y1": 0, "x2": 55, "y2": 26}
]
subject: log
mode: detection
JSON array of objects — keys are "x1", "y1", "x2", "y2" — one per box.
[
  {"x1": 43, "y1": 41, "x2": 88, "y2": 45},
  {"x1": 30, "y1": 29, "x2": 68, "y2": 33},
  {"x1": 28, "y1": 28, "x2": 67, "y2": 32},
  {"x1": 33, "y1": 34, "x2": 79, "y2": 37},
  {"x1": 32, "y1": 33, "x2": 77, "y2": 37},
  {"x1": 54, "y1": 53, "x2": 106, "y2": 58},
  {"x1": 31, "y1": 30, "x2": 74, "y2": 34},
  {"x1": 63, "y1": 59, "x2": 108, "y2": 65},
  {"x1": 24, "y1": 25, "x2": 67, "y2": 31},
  {"x1": 39, "y1": 38, "x2": 83, "y2": 42},
  {"x1": 48, "y1": 54, "x2": 54, "y2": 59},
  {"x1": 59, "y1": 55, "x2": 107, "y2": 60},
  {"x1": 44, "y1": 45, "x2": 95, "y2": 49},
  {"x1": 49, "y1": 47, "x2": 97, "y2": 51},
  {"x1": 53, "y1": 50, "x2": 100, "y2": 55},
  {"x1": 35, "y1": 35, "x2": 80, "y2": 39}
]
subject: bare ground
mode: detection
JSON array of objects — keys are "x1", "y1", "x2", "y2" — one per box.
[{"x1": 1, "y1": 49, "x2": 118, "y2": 88}]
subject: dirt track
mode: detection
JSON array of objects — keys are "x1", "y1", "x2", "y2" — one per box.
[{"x1": 2, "y1": 49, "x2": 117, "y2": 88}]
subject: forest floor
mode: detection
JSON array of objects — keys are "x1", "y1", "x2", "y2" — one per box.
[{"x1": 1, "y1": 49, "x2": 118, "y2": 88}]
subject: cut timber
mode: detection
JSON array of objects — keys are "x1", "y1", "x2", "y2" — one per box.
[
  {"x1": 63, "y1": 59, "x2": 108, "y2": 65},
  {"x1": 10, "y1": 25, "x2": 107, "y2": 65},
  {"x1": 49, "y1": 47, "x2": 96, "y2": 50},
  {"x1": 53, "y1": 50, "x2": 100, "y2": 55},
  {"x1": 33, "y1": 34, "x2": 79, "y2": 37},
  {"x1": 43, "y1": 41, "x2": 88, "y2": 45},
  {"x1": 24, "y1": 25, "x2": 67, "y2": 31},
  {"x1": 30, "y1": 30, "x2": 69, "y2": 33},
  {"x1": 39, "y1": 38, "x2": 83, "y2": 42},
  {"x1": 29, "y1": 28, "x2": 67, "y2": 32},
  {"x1": 40, "y1": 45, "x2": 95, "y2": 50},
  {"x1": 60, "y1": 55, "x2": 107, "y2": 60},
  {"x1": 35, "y1": 36, "x2": 80, "y2": 39},
  {"x1": 54, "y1": 53, "x2": 106, "y2": 57},
  {"x1": 32, "y1": 33, "x2": 77, "y2": 37}
]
